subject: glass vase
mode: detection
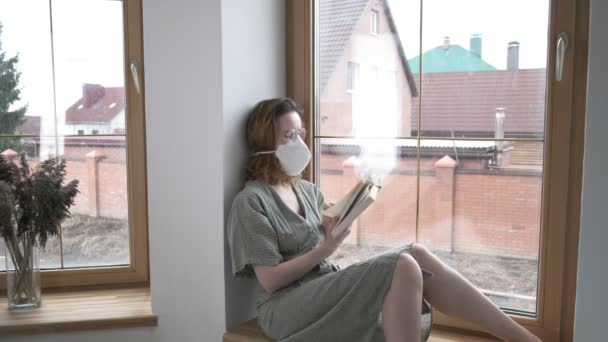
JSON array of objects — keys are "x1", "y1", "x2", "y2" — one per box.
[{"x1": 4, "y1": 232, "x2": 41, "y2": 310}]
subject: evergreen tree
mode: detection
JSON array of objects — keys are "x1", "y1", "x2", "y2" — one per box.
[{"x1": 0, "y1": 22, "x2": 27, "y2": 152}]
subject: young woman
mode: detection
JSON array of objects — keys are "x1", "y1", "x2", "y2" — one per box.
[{"x1": 227, "y1": 98, "x2": 541, "y2": 342}]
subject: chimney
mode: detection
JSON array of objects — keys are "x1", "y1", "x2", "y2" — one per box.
[
  {"x1": 470, "y1": 33, "x2": 482, "y2": 58},
  {"x1": 494, "y1": 107, "x2": 506, "y2": 167},
  {"x1": 82, "y1": 84, "x2": 106, "y2": 108},
  {"x1": 507, "y1": 41, "x2": 520, "y2": 70},
  {"x1": 443, "y1": 36, "x2": 450, "y2": 49}
]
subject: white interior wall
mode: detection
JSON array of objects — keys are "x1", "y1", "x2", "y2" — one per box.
[
  {"x1": 573, "y1": 0, "x2": 608, "y2": 340},
  {"x1": 221, "y1": 0, "x2": 286, "y2": 329}
]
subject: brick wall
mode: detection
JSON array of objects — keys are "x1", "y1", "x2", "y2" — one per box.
[
  {"x1": 2, "y1": 148, "x2": 129, "y2": 220},
  {"x1": 453, "y1": 172, "x2": 541, "y2": 257},
  {"x1": 319, "y1": 153, "x2": 542, "y2": 258},
  {"x1": 3, "y1": 146, "x2": 541, "y2": 257}
]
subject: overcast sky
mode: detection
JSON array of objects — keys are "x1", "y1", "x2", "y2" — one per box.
[
  {"x1": 0, "y1": 0, "x2": 549, "y2": 129},
  {"x1": 388, "y1": 0, "x2": 550, "y2": 69}
]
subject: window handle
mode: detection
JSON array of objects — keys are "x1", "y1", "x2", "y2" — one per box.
[
  {"x1": 130, "y1": 59, "x2": 141, "y2": 95},
  {"x1": 556, "y1": 32, "x2": 568, "y2": 82}
]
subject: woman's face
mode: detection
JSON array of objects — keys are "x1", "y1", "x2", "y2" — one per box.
[{"x1": 275, "y1": 111, "x2": 304, "y2": 149}]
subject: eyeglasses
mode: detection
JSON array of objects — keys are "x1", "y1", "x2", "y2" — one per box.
[{"x1": 283, "y1": 128, "x2": 307, "y2": 140}]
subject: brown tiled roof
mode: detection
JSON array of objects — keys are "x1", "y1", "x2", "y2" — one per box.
[
  {"x1": 15, "y1": 116, "x2": 41, "y2": 135},
  {"x1": 411, "y1": 69, "x2": 546, "y2": 135},
  {"x1": 65, "y1": 86, "x2": 124, "y2": 123},
  {"x1": 319, "y1": 0, "x2": 417, "y2": 95}
]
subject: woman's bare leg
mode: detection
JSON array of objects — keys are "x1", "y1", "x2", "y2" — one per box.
[
  {"x1": 410, "y1": 243, "x2": 540, "y2": 342},
  {"x1": 383, "y1": 253, "x2": 423, "y2": 342}
]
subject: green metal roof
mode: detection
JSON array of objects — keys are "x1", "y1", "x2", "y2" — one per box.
[{"x1": 408, "y1": 44, "x2": 496, "y2": 74}]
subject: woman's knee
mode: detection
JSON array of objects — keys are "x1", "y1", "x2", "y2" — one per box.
[
  {"x1": 411, "y1": 242, "x2": 446, "y2": 274},
  {"x1": 394, "y1": 252, "x2": 423, "y2": 288},
  {"x1": 410, "y1": 243, "x2": 431, "y2": 259}
]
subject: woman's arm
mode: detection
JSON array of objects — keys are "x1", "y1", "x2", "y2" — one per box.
[{"x1": 254, "y1": 216, "x2": 349, "y2": 294}]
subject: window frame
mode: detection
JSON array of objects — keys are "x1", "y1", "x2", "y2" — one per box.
[
  {"x1": 286, "y1": 0, "x2": 589, "y2": 340},
  {"x1": 0, "y1": 0, "x2": 149, "y2": 290}
]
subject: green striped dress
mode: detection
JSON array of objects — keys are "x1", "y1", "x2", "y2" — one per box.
[{"x1": 227, "y1": 179, "x2": 433, "y2": 341}]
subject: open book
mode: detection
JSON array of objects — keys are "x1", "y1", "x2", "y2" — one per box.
[{"x1": 322, "y1": 178, "x2": 381, "y2": 237}]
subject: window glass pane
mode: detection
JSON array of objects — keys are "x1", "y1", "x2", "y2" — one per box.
[
  {"x1": 0, "y1": 241, "x2": 5, "y2": 272},
  {"x1": 415, "y1": 0, "x2": 549, "y2": 139},
  {"x1": 347, "y1": 62, "x2": 359, "y2": 91},
  {"x1": 0, "y1": 0, "x2": 54, "y2": 150},
  {"x1": 61, "y1": 136, "x2": 129, "y2": 268},
  {"x1": 317, "y1": 0, "x2": 548, "y2": 316},
  {"x1": 418, "y1": 141, "x2": 542, "y2": 313},
  {"x1": 39, "y1": 236, "x2": 63, "y2": 269},
  {"x1": 318, "y1": 138, "x2": 418, "y2": 268},
  {"x1": 0, "y1": 135, "x2": 129, "y2": 269},
  {"x1": 0, "y1": 140, "x2": 63, "y2": 270},
  {"x1": 0, "y1": 0, "x2": 130, "y2": 272},
  {"x1": 371, "y1": 10, "x2": 379, "y2": 35},
  {"x1": 51, "y1": 0, "x2": 126, "y2": 141},
  {"x1": 347, "y1": 62, "x2": 353, "y2": 91},
  {"x1": 53, "y1": 0, "x2": 129, "y2": 268}
]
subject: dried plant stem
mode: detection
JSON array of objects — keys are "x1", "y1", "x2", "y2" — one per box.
[{"x1": 5, "y1": 235, "x2": 36, "y2": 305}]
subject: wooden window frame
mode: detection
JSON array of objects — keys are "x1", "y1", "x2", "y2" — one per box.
[
  {"x1": 287, "y1": 0, "x2": 589, "y2": 340},
  {"x1": 0, "y1": 0, "x2": 149, "y2": 291}
]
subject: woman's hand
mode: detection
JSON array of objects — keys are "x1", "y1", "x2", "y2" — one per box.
[{"x1": 319, "y1": 215, "x2": 351, "y2": 258}]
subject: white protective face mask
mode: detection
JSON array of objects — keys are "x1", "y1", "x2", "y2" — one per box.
[{"x1": 253, "y1": 135, "x2": 311, "y2": 176}]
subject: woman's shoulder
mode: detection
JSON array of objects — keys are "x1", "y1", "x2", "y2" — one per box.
[
  {"x1": 233, "y1": 180, "x2": 269, "y2": 204},
  {"x1": 295, "y1": 179, "x2": 317, "y2": 193}
]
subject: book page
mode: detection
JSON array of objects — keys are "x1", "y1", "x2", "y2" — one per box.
[
  {"x1": 336, "y1": 180, "x2": 369, "y2": 221},
  {"x1": 331, "y1": 184, "x2": 380, "y2": 237},
  {"x1": 322, "y1": 179, "x2": 368, "y2": 218},
  {"x1": 338, "y1": 182, "x2": 371, "y2": 223}
]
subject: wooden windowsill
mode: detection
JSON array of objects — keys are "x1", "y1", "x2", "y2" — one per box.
[
  {"x1": 0, "y1": 287, "x2": 157, "y2": 336},
  {"x1": 224, "y1": 319, "x2": 500, "y2": 341}
]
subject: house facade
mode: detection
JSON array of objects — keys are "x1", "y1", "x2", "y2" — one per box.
[
  {"x1": 65, "y1": 84, "x2": 126, "y2": 135},
  {"x1": 319, "y1": 0, "x2": 417, "y2": 137}
]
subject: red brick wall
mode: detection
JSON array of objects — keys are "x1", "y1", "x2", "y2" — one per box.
[
  {"x1": 319, "y1": 153, "x2": 542, "y2": 258},
  {"x1": 453, "y1": 173, "x2": 541, "y2": 257},
  {"x1": 5, "y1": 145, "x2": 542, "y2": 258},
  {"x1": 65, "y1": 160, "x2": 90, "y2": 215},
  {"x1": 64, "y1": 145, "x2": 126, "y2": 162},
  {"x1": 64, "y1": 158, "x2": 128, "y2": 219},
  {"x1": 96, "y1": 162, "x2": 129, "y2": 218},
  {"x1": 2, "y1": 148, "x2": 129, "y2": 220}
]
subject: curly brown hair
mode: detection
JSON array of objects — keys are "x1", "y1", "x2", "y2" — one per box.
[{"x1": 246, "y1": 98, "x2": 304, "y2": 185}]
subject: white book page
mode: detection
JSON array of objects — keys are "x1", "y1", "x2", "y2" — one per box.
[
  {"x1": 322, "y1": 179, "x2": 368, "y2": 219},
  {"x1": 331, "y1": 184, "x2": 380, "y2": 237}
]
